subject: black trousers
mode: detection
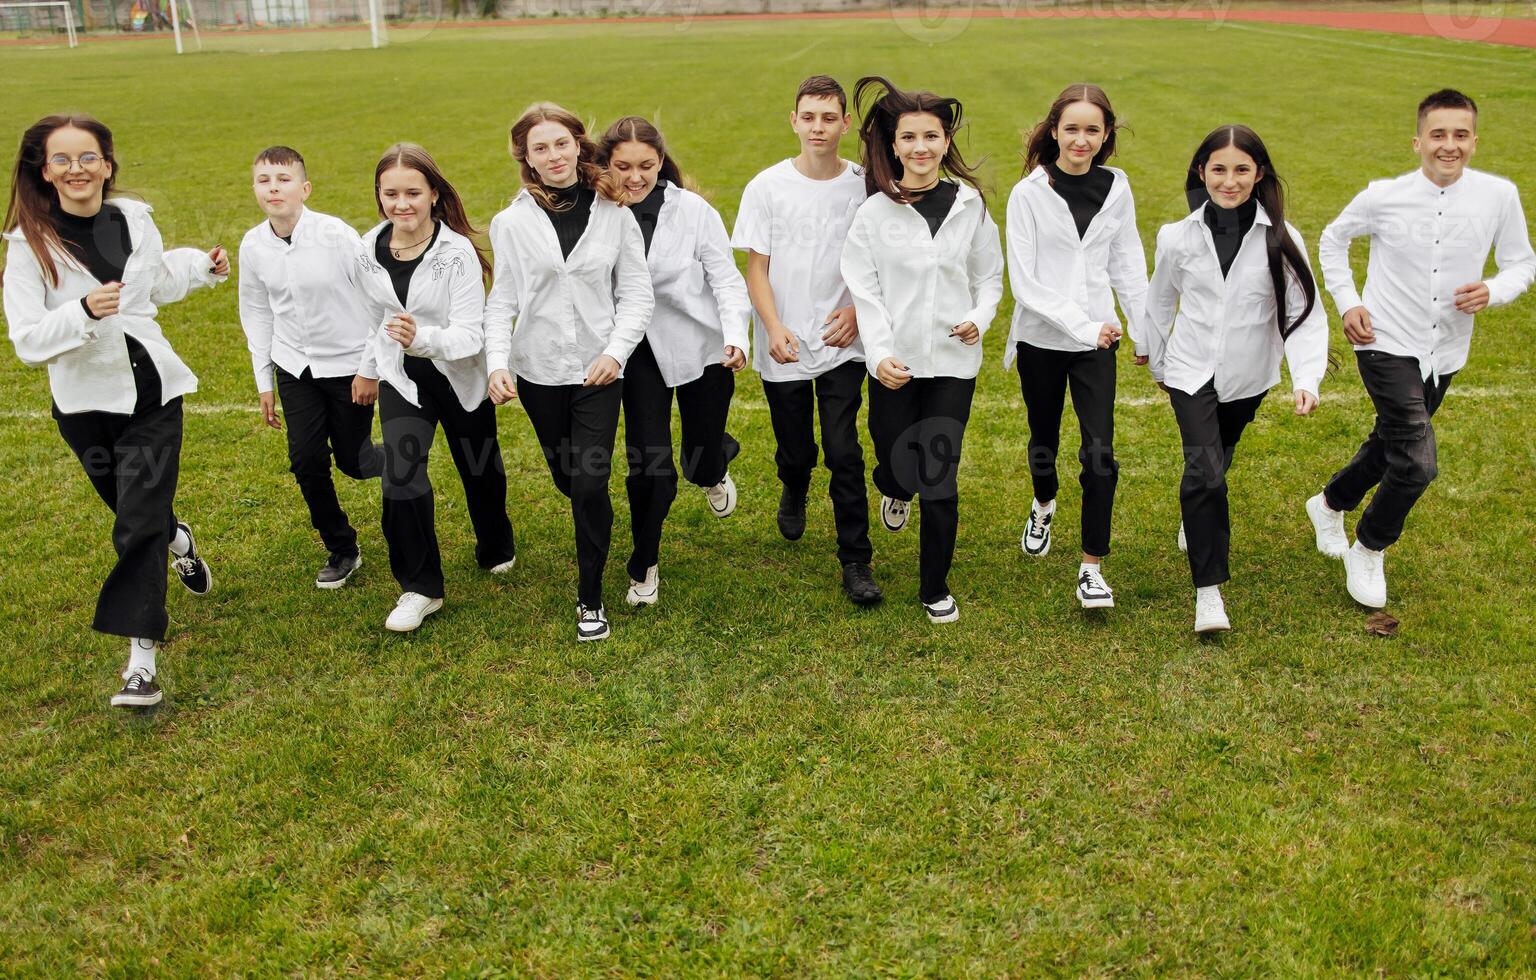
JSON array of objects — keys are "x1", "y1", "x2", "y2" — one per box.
[
  {"x1": 378, "y1": 357, "x2": 514, "y2": 599},
  {"x1": 518, "y1": 375, "x2": 624, "y2": 608},
  {"x1": 1167, "y1": 380, "x2": 1267, "y2": 588},
  {"x1": 1324, "y1": 351, "x2": 1455, "y2": 552},
  {"x1": 868, "y1": 375, "x2": 976, "y2": 603},
  {"x1": 621, "y1": 338, "x2": 740, "y2": 580},
  {"x1": 274, "y1": 365, "x2": 383, "y2": 558},
  {"x1": 52, "y1": 336, "x2": 183, "y2": 642},
  {"x1": 1015, "y1": 340, "x2": 1119, "y2": 557},
  {"x1": 761, "y1": 359, "x2": 873, "y2": 565}
]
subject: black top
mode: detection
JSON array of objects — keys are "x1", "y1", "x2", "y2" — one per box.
[
  {"x1": 539, "y1": 183, "x2": 596, "y2": 261},
  {"x1": 1046, "y1": 163, "x2": 1114, "y2": 239},
  {"x1": 629, "y1": 179, "x2": 668, "y2": 255},
  {"x1": 909, "y1": 180, "x2": 959, "y2": 238},
  {"x1": 375, "y1": 221, "x2": 441, "y2": 306},
  {"x1": 1203, "y1": 197, "x2": 1259, "y2": 279},
  {"x1": 270, "y1": 223, "x2": 292, "y2": 246},
  {"x1": 53, "y1": 202, "x2": 132, "y2": 285}
]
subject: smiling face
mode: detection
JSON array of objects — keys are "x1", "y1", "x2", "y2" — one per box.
[
  {"x1": 377, "y1": 165, "x2": 437, "y2": 238},
  {"x1": 608, "y1": 140, "x2": 662, "y2": 203},
  {"x1": 41, "y1": 125, "x2": 112, "y2": 216},
  {"x1": 1414, "y1": 106, "x2": 1476, "y2": 185},
  {"x1": 1201, "y1": 144, "x2": 1262, "y2": 209},
  {"x1": 1052, "y1": 100, "x2": 1106, "y2": 176},
  {"x1": 892, "y1": 111, "x2": 949, "y2": 188},
  {"x1": 790, "y1": 94, "x2": 850, "y2": 158},
  {"x1": 253, "y1": 161, "x2": 310, "y2": 223},
  {"x1": 526, "y1": 120, "x2": 580, "y2": 189}
]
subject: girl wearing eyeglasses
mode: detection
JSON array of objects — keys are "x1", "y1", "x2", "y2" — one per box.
[{"x1": 2, "y1": 114, "x2": 227, "y2": 710}]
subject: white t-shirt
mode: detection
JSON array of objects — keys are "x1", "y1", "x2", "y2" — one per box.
[{"x1": 730, "y1": 158, "x2": 867, "y2": 382}]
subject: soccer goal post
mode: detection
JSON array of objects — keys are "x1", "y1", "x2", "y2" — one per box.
[{"x1": 0, "y1": 0, "x2": 79, "y2": 46}]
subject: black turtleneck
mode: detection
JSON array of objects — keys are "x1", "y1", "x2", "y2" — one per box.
[
  {"x1": 1047, "y1": 162, "x2": 1114, "y2": 239},
  {"x1": 539, "y1": 183, "x2": 596, "y2": 260},
  {"x1": 52, "y1": 202, "x2": 132, "y2": 285},
  {"x1": 374, "y1": 221, "x2": 441, "y2": 307},
  {"x1": 629, "y1": 178, "x2": 668, "y2": 255},
  {"x1": 909, "y1": 179, "x2": 959, "y2": 238},
  {"x1": 1203, "y1": 197, "x2": 1258, "y2": 279}
]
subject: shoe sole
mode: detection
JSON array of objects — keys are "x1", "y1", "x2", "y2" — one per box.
[
  {"x1": 778, "y1": 520, "x2": 805, "y2": 541},
  {"x1": 926, "y1": 609, "x2": 959, "y2": 624},
  {"x1": 882, "y1": 519, "x2": 907, "y2": 533},
  {"x1": 1078, "y1": 592, "x2": 1115, "y2": 609},
  {"x1": 111, "y1": 691, "x2": 163, "y2": 708},
  {"x1": 577, "y1": 627, "x2": 611, "y2": 641},
  {"x1": 1195, "y1": 620, "x2": 1231, "y2": 633},
  {"x1": 1346, "y1": 582, "x2": 1387, "y2": 609},
  {"x1": 488, "y1": 555, "x2": 517, "y2": 575},
  {"x1": 707, "y1": 495, "x2": 737, "y2": 519},
  {"x1": 626, "y1": 589, "x2": 658, "y2": 607},
  {"x1": 316, "y1": 554, "x2": 362, "y2": 590},
  {"x1": 1306, "y1": 499, "x2": 1348, "y2": 559},
  {"x1": 386, "y1": 598, "x2": 443, "y2": 632},
  {"x1": 1021, "y1": 538, "x2": 1050, "y2": 557},
  {"x1": 845, "y1": 591, "x2": 883, "y2": 607}
]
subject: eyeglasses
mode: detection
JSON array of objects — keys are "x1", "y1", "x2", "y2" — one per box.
[{"x1": 45, "y1": 153, "x2": 105, "y2": 174}]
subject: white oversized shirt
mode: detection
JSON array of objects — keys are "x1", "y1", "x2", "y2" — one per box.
[
  {"x1": 1141, "y1": 202, "x2": 1328, "y2": 402},
  {"x1": 355, "y1": 222, "x2": 489, "y2": 412},
  {"x1": 644, "y1": 182, "x2": 751, "y2": 388},
  {"x1": 237, "y1": 207, "x2": 374, "y2": 393},
  {"x1": 482, "y1": 188, "x2": 654, "y2": 387},
  {"x1": 1317, "y1": 167, "x2": 1535, "y2": 383},
  {"x1": 3, "y1": 197, "x2": 225, "y2": 414},
  {"x1": 730, "y1": 158, "x2": 867, "y2": 382},
  {"x1": 1003, "y1": 165, "x2": 1149, "y2": 363},
  {"x1": 839, "y1": 181, "x2": 1004, "y2": 381}
]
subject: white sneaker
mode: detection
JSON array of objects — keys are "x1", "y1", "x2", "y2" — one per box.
[
  {"x1": 923, "y1": 594, "x2": 960, "y2": 624},
  {"x1": 577, "y1": 603, "x2": 610, "y2": 641},
  {"x1": 385, "y1": 592, "x2": 442, "y2": 632},
  {"x1": 626, "y1": 565, "x2": 659, "y2": 606},
  {"x1": 1344, "y1": 540, "x2": 1387, "y2": 608},
  {"x1": 488, "y1": 555, "x2": 517, "y2": 574},
  {"x1": 881, "y1": 495, "x2": 911, "y2": 533},
  {"x1": 703, "y1": 471, "x2": 737, "y2": 518},
  {"x1": 1076, "y1": 564, "x2": 1115, "y2": 609},
  {"x1": 1194, "y1": 585, "x2": 1230, "y2": 633},
  {"x1": 1177, "y1": 522, "x2": 1187, "y2": 554},
  {"x1": 1021, "y1": 498, "x2": 1054, "y2": 556},
  {"x1": 1305, "y1": 493, "x2": 1348, "y2": 559}
]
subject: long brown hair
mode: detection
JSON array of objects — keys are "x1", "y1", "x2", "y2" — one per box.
[
  {"x1": 1023, "y1": 83, "x2": 1121, "y2": 176},
  {"x1": 508, "y1": 103, "x2": 623, "y2": 210},
  {"x1": 4, "y1": 114, "x2": 119, "y2": 287},
  {"x1": 596, "y1": 115, "x2": 684, "y2": 187},
  {"x1": 373, "y1": 142, "x2": 490, "y2": 280},
  {"x1": 852, "y1": 75, "x2": 983, "y2": 205}
]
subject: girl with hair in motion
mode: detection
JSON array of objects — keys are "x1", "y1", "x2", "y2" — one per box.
[
  {"x1": 597, "y1": 116, "x2": 750, "y2": 609},
  {"x1": 1141, "y1": 124, "x2": 1327, "y2": 633},
  {"x1": 3, "y1": 113, "x2": 225, "y2": 709},
  {"x1": 840, "y1": 76, "x2": 1004, "y2": 624},
  {"x1": 484, "y1": 103, "x2": 653, "y2": 642},
  {"x1": 355, "y1": 142, "x2": 516, "y2": 633},
  {"x1": 1006, "y1": 83, "x2": 1148, "y2": 610}
]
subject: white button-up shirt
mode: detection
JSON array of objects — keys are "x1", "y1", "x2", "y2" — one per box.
[
  {"x1": 1003, "y1": 165, "x2": 1149, "y2": 363},
  {"x1": 1141, "y1": 202, "x2": 1328, "y2": 401},
  {"x1": 644, "y1": 182, "x2": 751, "y2": 388},
  {"x1": 355, "y1": 221, "x2": 490, "y2": 412},
  {"x1": 3, "y1": 197, "x2": 225, "y2": 414},
  {"x1": 839, "y1": 181, "x2": 1003, "y2": 381},
  {"x1": 483, "y1": 188, "x2": 654, "y2": 387},
  {"x1": 237, "y1": 207, "x2": 375, "y2": 394},
  {"x1": 1317, "y1": 167, "x2": 1535, "y2": 382}
]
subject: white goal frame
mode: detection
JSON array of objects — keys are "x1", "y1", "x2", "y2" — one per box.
[{"x1": 0, "y1": 0, "x2": 78, "y2": 47}]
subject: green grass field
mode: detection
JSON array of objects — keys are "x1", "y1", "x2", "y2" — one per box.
[{"x1": 2, "y1": 15, "x2": 1535, "y2": 974}]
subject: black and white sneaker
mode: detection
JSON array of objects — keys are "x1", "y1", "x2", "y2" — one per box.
[
  {"x1": 703, "y1": 472, "x2": 738, "y2": 519},
  {"x1": 777, "y1": 485, "x2": 808, "y2": 541},
  {"x1": 577, "y1": 603, "x2": 610, "y2": 642},
  {"x1": 880, "y1": 495, "x2": 910, "y2": 533},
  {"x1": 923, "y1": 594, "x2": 960, "y2": 624},
  {"x1": 316, "y1": 550, "x2": 361, "y2": 589},
  {"x1": 1021, "y1": 499, "x2": 1054, "y2": 557},
  {"x1": 111, "y1": 668, "x2": 162, "y2": 708},
  {"x1": 171, "y1": 522, "x2": 212, "y2": 595},
  {"x1": 1076, "y1": 564, "x2": 1115, "y2": 609},
  {"x1": 841, "y1": 562, "x2": 883, "y2": 606}
]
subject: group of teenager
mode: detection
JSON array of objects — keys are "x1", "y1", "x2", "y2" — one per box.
[{"x1": 4, "y1": 76, "x2": 1532, "y2": 709}]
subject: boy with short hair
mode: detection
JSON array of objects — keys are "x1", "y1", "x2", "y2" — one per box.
[
  {"x1": 237, "y1": 146, "x2": 383, "y2": 588},
  {"x1": 731, "y1": 75, "x2": 881, "y2": 606}
]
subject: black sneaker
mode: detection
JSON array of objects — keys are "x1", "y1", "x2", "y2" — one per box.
[
  {"x1": 316, "y1": 550, "x2": 361, "y2": 590},
  {"x1": 111, "y1": 668, "x2": 162, "y2": 708},
  {"x1": 576, "y1": 603, "x2": 610, "y2": 642},
  {"x1": 171, "y1": 522, "x2": 212, "y2": 595},
  {"x1": 841, "y1": 562, "x2": 883, "y2": 606},
  {"x1": 777, "y1": 485, "x2": 808, "y2": 541}
]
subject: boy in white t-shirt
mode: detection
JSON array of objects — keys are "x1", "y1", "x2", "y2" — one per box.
[{"x1": 732, "y1": 75, "x2": 881, "y2": 606}]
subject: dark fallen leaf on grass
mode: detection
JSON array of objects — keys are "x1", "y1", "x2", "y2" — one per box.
[{"x1": 1365, "y1": 612, "x2": 1399, "y2": 637}]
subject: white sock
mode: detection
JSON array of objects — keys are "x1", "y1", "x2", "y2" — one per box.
[
  {"x1": 1351, "y1": 540, "x2": 1383, "y2": 557},
  {"x1": 169, "y1": 526, "x2": 191, "y2": 558},
  {"x1": 1034, "y1": 498, "x2": 1056, "y2": 514},
  {"x1": 1080, "y1": 561, "x2": 1099, "y2": 575},
  {"x1": 1196, "y1": 585, "x2": 1221, "y2": 600},
  {"x1": 125, "y1": 637, "x2": 159, "y2": 679}
]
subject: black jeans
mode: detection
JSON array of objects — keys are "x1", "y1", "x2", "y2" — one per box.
[
  {"x1": 761, "y1": 359, "x2": 873, "y2": 565},
  {"x1": 274, "y1": 365, "x2": 383, "y2": 558},
  {"x1": 518, "y1": 375, "x2": 624, "y2": 608},
  {"x1": 1324, "y1": 351, "x2": 1455, "y2": 551},
  {"x1": 1015, "y1": 340, "x2": 1118, "y2": 557},
  {"x1": 1167, "y1": 380, "x2": 1267, "y2": 588},
  {"x1": 621, "y1": 337, "x2": 740, "y2": 581},
  {"x1": 868, "y1": 375, "x2": 976, "y2": 603},
  {"x1": 378, "y1": 357, "x2": 514, "y2": 599},
  {"x1": 52, "y1": 336, "x2": 183, "y2": 641}
]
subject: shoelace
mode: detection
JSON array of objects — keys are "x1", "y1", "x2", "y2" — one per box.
[
  {"x1": 124, "y1": 669, "x2": 152, "y2": 690},
  {"x1": 172, "y1": 554, "x2": 199, "y2": 576},
  {"x1": 1080, "y1": 570, "x2": 1110, "y2": 596},
  {"x1": 1030, "y1": 508, "x2": 1050, "y2": 538}
]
